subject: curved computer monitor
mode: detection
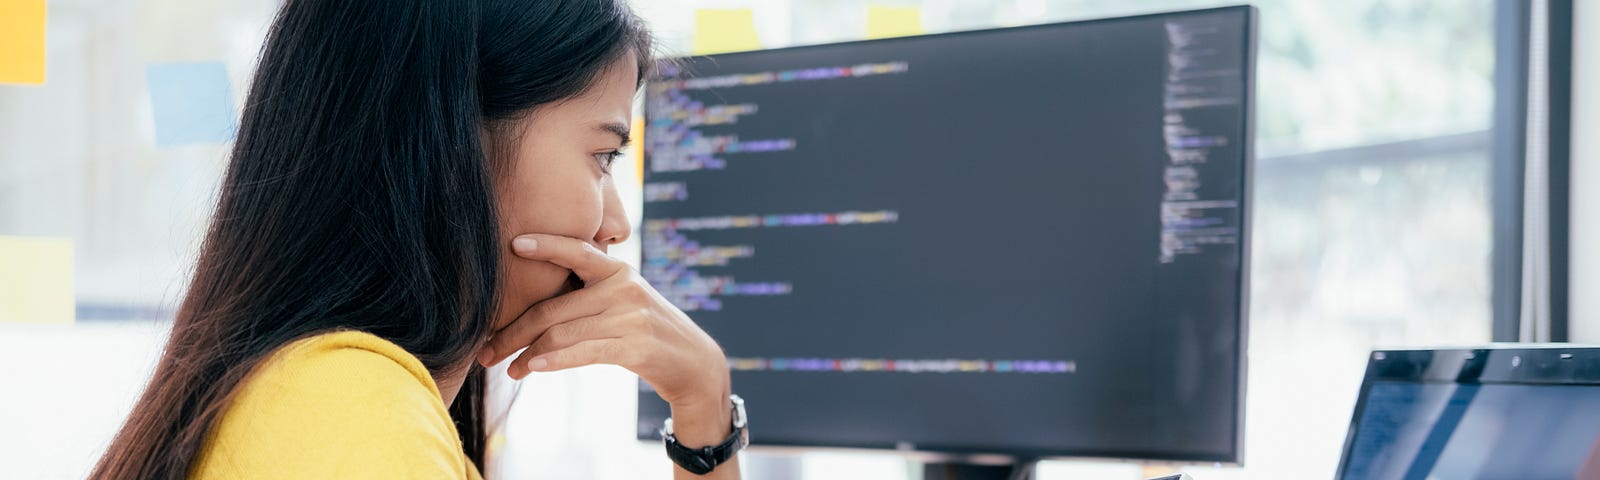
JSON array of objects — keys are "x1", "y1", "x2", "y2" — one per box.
[{"x1": 637, "y1": 5, "x2": 1256, "y2": 464}]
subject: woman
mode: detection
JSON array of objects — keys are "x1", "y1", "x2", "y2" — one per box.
[{"x1": 90, "y1": 0, "x2": 741, "y2": 478}]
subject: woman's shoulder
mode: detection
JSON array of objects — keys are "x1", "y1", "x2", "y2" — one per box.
[
  {"x1": 190, "y1": 330, "x2": 479, "y2": 479},
  {"x1": 251, "y1": 330, "x2": 442, "y2": 401}
]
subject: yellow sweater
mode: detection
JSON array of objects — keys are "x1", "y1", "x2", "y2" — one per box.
[{"x1": 190, "y1": 330, "x2": 484, "y2": 479}]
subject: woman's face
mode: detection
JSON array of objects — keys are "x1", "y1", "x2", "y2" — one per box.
[{"x1": 493, "y1": 52, "x2": 638, "y2": 330}]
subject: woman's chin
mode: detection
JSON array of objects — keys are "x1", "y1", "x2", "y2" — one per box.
[{"x1": 494, "y1": 271, "x2": 585, "y2": 331}]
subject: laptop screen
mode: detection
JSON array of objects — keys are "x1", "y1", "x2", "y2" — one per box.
[{"x1": 1338, "y1": 349, "x2": 1600, "y2": 480}]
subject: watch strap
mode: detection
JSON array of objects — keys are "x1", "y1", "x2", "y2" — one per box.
[
  {"x1": 662, "y1": 396, "x2": 749, "y2": 475},
  {"x1": 663, "y1": 424, "x2": 747, "y2": 475}
]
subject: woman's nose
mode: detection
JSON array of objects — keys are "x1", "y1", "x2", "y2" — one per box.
[{"x1": 594, "y1": 183, "x2": 631, "y2": 249}]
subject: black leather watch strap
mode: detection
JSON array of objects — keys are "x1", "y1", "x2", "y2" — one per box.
[
  {"x1": 662, "y1": 395, "x2": 748, "y2": 475},
  {"x1": 663, "y1": 424, "x2": 747, "y2": 474}
]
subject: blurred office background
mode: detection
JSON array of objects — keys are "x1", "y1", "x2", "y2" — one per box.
[{"x1": 0, "y1": 0, "x2": 1593, "y2": 478}]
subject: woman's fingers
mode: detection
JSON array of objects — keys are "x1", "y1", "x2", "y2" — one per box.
[
  {"x1": 512, "y1": 338, "x2": 635, "y2": 379},
  {"x1": 504, "y1": 312, "x2": 611, "y2": 377},
  {"x1": 481, "y1": 284, "x2": 611, "y2": 366},
  {"x1": 510, "y1": 233, "x2": 627, "y2": 284},
  {"x1": 505, "y1": 309, "x2": 652, "y2": 378},
  {"x1": 495, "y1": 233, "x2": 728, "y2": 403}
]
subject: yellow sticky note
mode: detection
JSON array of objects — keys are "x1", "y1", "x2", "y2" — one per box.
[
  {"x1": 0, "y1": 0, "x2": 48, "y2": 85},
  {"x1": 694, "y1": 9, "x2": 761, "y2": 55},
  {"x1": 866, "y1": 5, "x2": 924, "y2": 39},
  {"x1": 0, "y1": 236, "x2": 73, "y2": 324}
]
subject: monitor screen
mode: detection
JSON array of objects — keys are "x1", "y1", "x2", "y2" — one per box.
[
  {"x1": 1338, "y1": 349, "x2": 1600, "y2": 479},
  {"x1": 637, "y1": 6, "x2": 1255, "y2": 462}
]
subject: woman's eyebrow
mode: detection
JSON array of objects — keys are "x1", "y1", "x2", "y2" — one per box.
[{"x1": 596, "y1": 122, "x2": 631, "y2": 147}]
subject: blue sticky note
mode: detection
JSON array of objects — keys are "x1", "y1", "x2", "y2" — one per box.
[{"x1": 146, "y1": 62, "x2": 237, "y2": 146}]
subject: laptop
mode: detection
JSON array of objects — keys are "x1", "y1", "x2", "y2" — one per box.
[{"x1": 1336, "y1": 346, "x2": 1600, "y2": 479}]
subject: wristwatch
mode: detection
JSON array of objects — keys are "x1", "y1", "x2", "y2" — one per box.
[{"x1": 662, "y1": 394, "x2": 748, "y2": 475}]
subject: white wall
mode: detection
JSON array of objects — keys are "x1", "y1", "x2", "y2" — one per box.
[
  {"x1": 1572, "y1": 0, "x2": 1600, "y2": 343},
  {"x1": 0, "y1": 322, "x2": 168, "y2": 478}
]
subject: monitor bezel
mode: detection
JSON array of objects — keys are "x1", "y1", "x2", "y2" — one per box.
[{"x1": 637, "y1": 4, "x2": 1259, "y2": 466}]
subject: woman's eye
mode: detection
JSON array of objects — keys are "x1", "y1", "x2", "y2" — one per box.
[{"x1": 592, "y1": 150, "x2": 623, "y2": 174}]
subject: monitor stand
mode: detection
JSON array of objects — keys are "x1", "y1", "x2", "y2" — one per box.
[{"x1": 922, "y1": 458, "x2": 1038, "y2": 480}]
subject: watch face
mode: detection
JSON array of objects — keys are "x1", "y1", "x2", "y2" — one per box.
[{"x1": 732, "y1": 395, "x2": 748, "y2": 428}]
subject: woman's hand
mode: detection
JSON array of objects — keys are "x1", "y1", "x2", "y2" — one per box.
[
  {"x1": 476, "y1": 233, "x2": 732, "y2": 413},
  {"x1": 478, "y1": 233, "x2": 743, "y2": 478}
]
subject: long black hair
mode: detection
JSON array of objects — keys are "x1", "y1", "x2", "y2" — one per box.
[{"x1": 92, "y1": 1, "x2": 652, "y2": 478}]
